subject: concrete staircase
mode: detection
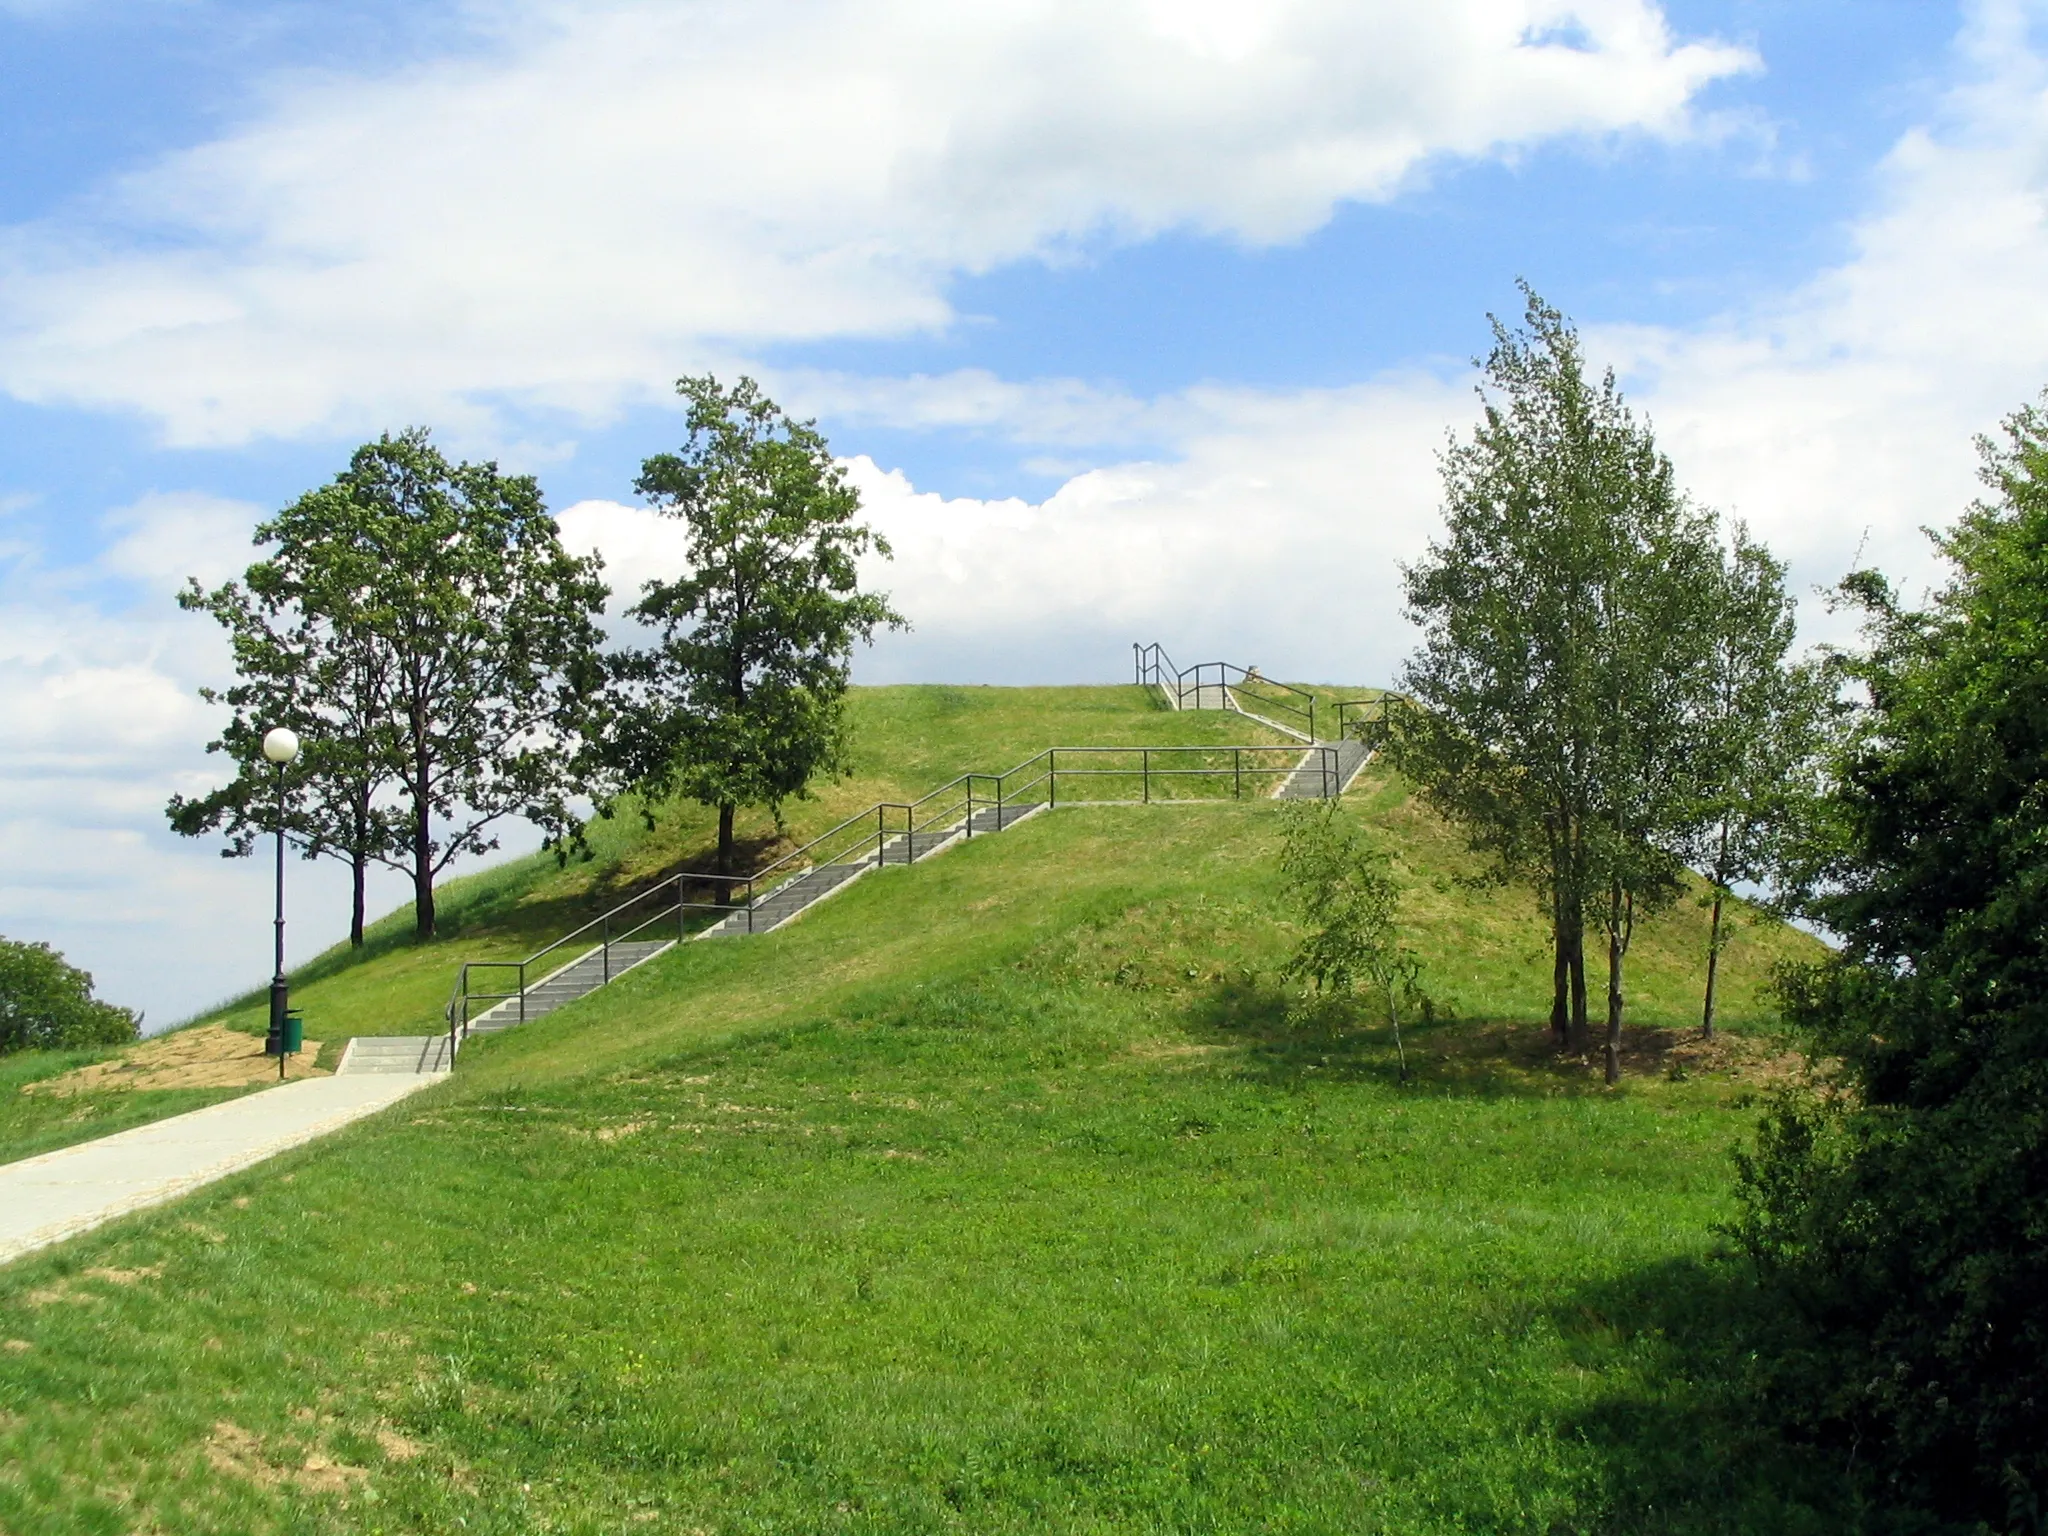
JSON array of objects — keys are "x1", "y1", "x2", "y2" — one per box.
[
  {"x1": 1275, "y1": 738, "x2": 1374, "y2": 800},
  {"x1": 699, "y1": 801, "x2": 1045, "y2": 939},
  {"x1": 336, "y1": 939, "x2": 675, "y2": 1076},
  {"x1": 464, "y1": 940, "x2": 674, "y2": 1035}
]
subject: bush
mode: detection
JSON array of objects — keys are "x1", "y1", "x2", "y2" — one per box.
[
  {"x1": 0, "y1": 937, "x2": 140, "y2": 1054},
  {"x1": 1735, "y1": 397, "x2": 2048, "y2": 1529}
]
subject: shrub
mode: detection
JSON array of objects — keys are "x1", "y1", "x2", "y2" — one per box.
[
  {"x1": 1734, "y1": 397, "x2": 2048, "y2": 1529},
  {"x1": 0, "y1": 937, "x2": 140, "y2": 1054}
]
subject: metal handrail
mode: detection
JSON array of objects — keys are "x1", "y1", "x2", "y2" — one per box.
[
  {"x1": 442, "y1": 741, "x2": 1349, "y2": 1061},
  {"x1": 1133, "y1": 642, "x2": 1319, "y2": 741}
]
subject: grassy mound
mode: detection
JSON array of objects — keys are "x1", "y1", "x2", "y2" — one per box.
[{"x1": 0, "y1": 752, "x2": 1856, "y2": 1531}]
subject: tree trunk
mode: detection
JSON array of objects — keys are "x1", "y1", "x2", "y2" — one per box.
[
  {"x1": 1702, "y1": 889, "x2": 1725, "y2": 1040},
  {"x1": 350, "y1": 786, "x2": 373, "y2": 947},
  {"x1": 413, "y1": 789, "x2": 436, "y2": 938},
  {"x1": 717, "y1": 803, "x2": 737, "y2": 892},
  {"x1": 1569, "y1": 923, "x2": 1589, "y2": 1053},
  {"x1": 1702, "y1": 821, "x2": 1731, "y2": 1040},
  {"x1": 1604, "y1": 876, "x2": 1625, "y2": 1085},
  {"x1": 1550, "y1": 918, "x2": 1572, "y2": 1049}
]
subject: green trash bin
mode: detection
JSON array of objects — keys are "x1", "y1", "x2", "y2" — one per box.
[{"x1": 282, "y1": 1010, "x2": 304, "y2": 1055}]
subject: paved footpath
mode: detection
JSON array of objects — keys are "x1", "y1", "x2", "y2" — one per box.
[{"x1": 0, "y1": 1073, "x2": 440, "y2": 1267}]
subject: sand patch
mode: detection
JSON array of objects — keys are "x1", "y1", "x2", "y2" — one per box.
[{"x1": 23, "y1": 1024, "x2": 327, "y2": 1096}]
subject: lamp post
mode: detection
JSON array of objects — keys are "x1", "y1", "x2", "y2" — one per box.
[{"x1": 262, "y1": 727, "x2": 300, "y2": 1076}]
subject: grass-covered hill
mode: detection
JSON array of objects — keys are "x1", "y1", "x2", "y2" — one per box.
[{"x1": 0, "y1": 684, "x2": 1860, "y2": 1532}]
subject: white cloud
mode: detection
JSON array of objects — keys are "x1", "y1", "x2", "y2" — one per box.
[
  {"x1": 0, "y1": 0, "x2": 1751, "y2": 444},
  {"x1": 1592, "y1": 0, "x2": 2048, "y2": 617},
  {"x1": 554, "y1": 371, "x2": 1467, "y2": 690}
]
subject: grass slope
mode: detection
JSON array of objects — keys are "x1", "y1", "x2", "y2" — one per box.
[{"x1": 0, "y1": 762, "x2": 1859, "y2": 1534}]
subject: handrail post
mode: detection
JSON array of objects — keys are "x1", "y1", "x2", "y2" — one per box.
[
  {"x1": 1050, "y1": 749, "x2": 1057, "y2": 808},
  {"x1": 518, "y1": 960, "x2": 527, "y2": 1025},
  {"x1": 604, "y1": 914, "x2": 612, "y2": 983},
  {"x1": 1143, "y1": 747, "x2": 1150, "y2": 804},
  {"x1": 1235, "y1": 747, "x2": 1242, "y2": 800},
  {"x1": 677, "y1": 875, "x2": 686, "y2": 941},
  {"x1": 997, "y1": 774, "x2": 1005, "y2": 829}
]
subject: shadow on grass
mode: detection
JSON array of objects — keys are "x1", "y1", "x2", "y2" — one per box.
[
  {"x1": 1185, "y1": 976, "x2": 1808, "y2": 1099},
  {"x1": 1549, "y1": 1255, "x2": 1966, "y2": 1535}
]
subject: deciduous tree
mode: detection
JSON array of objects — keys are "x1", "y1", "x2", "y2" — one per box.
[
  {"x1": 0, "y1": 937, "x2": 138, "y2": 1054},
  {"x1": 1398, "y1": 284, "x2": 1720, "y2": 1073},
  {"x1": 168, "y1": 549, "x2": 402, "y2": 947},
  {"x1": 177, "y1": 430, "x2": 611, "y2": 940},
  {"x1": 1734, "y1": 392, "x2": 2048, "y2": 1522},
  {"x1": 611, "y1": 376, "x2": 904, "y2": 878}
]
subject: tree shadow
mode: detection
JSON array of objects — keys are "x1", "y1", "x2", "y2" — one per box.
[
  {"x1": 1546, "y1": 1255, "x2": 1962, "y2": 1535},
  {"x1": 1183, "y1": 975, "x2": 1791, "y2": 1099}
]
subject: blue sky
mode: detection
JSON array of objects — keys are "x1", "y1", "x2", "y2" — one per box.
[{"x1": 2, "y1": 0, "x2": 2044, "y2": 1019}]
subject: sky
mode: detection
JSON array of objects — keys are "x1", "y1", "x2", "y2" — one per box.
[{"x1": 1, "y1": 0, "x2": 2043, "y2": 1023}]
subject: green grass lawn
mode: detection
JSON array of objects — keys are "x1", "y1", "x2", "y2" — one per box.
[{"x1": 0, "y1": 775, "x2": 1867, "y2": 1534}]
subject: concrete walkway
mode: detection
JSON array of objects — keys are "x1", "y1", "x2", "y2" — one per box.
[{"x1": 0, "y1": 1073, "x2": 440, "y2": 1267}]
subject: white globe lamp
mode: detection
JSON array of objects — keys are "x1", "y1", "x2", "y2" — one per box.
[{"x1": 262, "y1": 727, "x2": 300, "y2": 765}]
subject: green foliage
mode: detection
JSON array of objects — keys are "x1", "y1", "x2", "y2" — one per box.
[
  {"x1": 1686, "y1": 528, "x2": 1831, "y2": 1035},
  {"x1": 1397, "y1": 284, "x2": 1754, "y2": 1081},
  {"x1": 1734, "y1": 392, "x2": 2048, "y2": 1528},
  {"x1": 173, "y1": 430, "x2": 610, "y2": 939},
  {"x1": 1277, "y1": 801, "x2": 1423, "y2": 1077},
  {"x1": 612, "y1": 376, "x2": 905, "y2": 872},
  {"x1": 0, "y1": 938, "x2": 138, "y2": 1055}
]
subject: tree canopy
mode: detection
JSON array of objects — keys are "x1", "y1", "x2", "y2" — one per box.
[
  {"x1": 0, "y1": 937, "x2": 138, "y2": 1055},
  {"x1": 610, "y1": 375, "x2": 904, "y2": 875}
]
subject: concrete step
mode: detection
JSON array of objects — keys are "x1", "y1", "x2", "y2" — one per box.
[
  {"x1": 461, "y1": 940, "x2": 675, "y2": 1034},
  {"x1": 1273, "y1": 739, "x2": 1374, "y2": 799},
  {"x1": 336, "y1": 1035, "x2": 453, "y2": 1075}
]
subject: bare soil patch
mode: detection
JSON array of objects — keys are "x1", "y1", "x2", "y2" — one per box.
[{"x1": 23, "y1": 1024, "x2": 328, "y2": 1097}]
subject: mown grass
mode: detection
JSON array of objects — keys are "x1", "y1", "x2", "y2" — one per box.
[{"x1": 0, "y1": 781, "x2": 1871, "y2": 1534}]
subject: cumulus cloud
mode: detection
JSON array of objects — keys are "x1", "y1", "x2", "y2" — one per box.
[{"x1": 0, "y1": 0, "x2": 1751, "y2": 443}]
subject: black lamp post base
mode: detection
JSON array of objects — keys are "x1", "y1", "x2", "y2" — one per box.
[{"x1": 265, "y1": 978, "x2": 290, "y2": 1056}]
